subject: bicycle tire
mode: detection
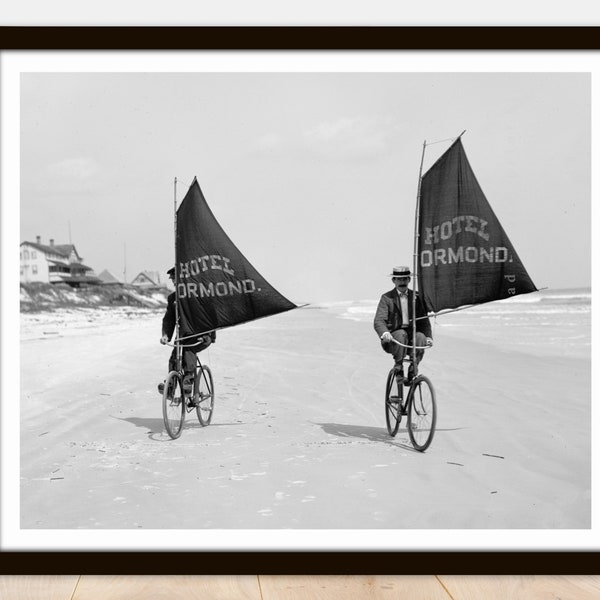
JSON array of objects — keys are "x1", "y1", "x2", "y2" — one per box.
[
  {"x1": 385, "y1": 368, "x2": 402, "y2": 437},
  {"x1": 162, "y1": 371, "x2": 185, "y2": 439},
  {"x1": 407, "y1": 374, "x2": 436, "y2": 452},
  {"x1": 195, "y1": 364, "x2": 215, "y2": 426}
]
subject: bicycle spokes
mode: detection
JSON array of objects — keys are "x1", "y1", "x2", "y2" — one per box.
[
  {"x1": 412, "y1": 387, "x2": 428, "y2": 416},
  {"x1": 196, "y1": 365, "x2": 215, "y2": 427},
  {"x1": 385, "y1": 370, "x2": 403, "y2": 437},
  {"x1": 407, "y1": 376, "x2": 436, "y2": 452},
  {"x1": 162, "y1": 372, "x2": 185, "y2": 439}
]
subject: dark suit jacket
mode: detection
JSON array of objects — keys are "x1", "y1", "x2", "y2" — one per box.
[
  {"x1": 373, "y1": 288, "x2": 432, "y2": 339},
  {"x1": 162, "y1": 292, "x2": 217, "y2": 343}
]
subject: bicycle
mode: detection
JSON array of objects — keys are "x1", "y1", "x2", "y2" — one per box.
[
  {"x1": 162, "y1": 339, "x2": 215, "y2": 440},
  {"x1": 384, "y1": 341, "x2": 436, "y2": 452}
]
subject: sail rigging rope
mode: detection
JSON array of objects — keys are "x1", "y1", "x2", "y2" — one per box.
[{"x1": 425, "y1": 136, "x2": 460, "y2": 146}]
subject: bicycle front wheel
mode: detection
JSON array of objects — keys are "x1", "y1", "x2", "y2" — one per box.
[
  {"x1": 385, "y1": 369, "x2": 402, "y2": 437},
  {"x1": 195, "y1": 364, "x2": 215, "y2": 426},
  {"x1": 162, "y1": 371, "x2": 185, "y2": 439},
  {"x1": 407, "y1": 375, "x2": 436, "y2": 452}
]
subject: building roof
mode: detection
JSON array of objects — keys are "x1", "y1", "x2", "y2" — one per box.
[
  {"x1": 54, "y1": 244, "x2": 80, "y2": 257},
  {"x1": 69, "y1": 262, "x2": 93, "y2": 271},
  {"x1": 55, "y1": 274, "x2": 101, "y2": 284},
  {"x1": 132, "y1": 270, "x2": 161, "y2": 285},
  {"x1": 21, "y1": 241, "x2": 82, "y2": 260},
  {"x1": 98, "y1": 269, "x2": 122, "y2": 284}
]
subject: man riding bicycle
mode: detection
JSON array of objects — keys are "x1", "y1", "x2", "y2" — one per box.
[
  {"x1": 158, "y1": 267, "x2": 215, "y2": 396},
  {"x1": 374, "y1": 266, "x2": 433, "y2": 383}
]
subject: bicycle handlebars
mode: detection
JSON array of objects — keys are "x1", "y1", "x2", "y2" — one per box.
[
  {"x1": 391, "y1": 339, "x2": 432, "y2": 350},
  {"x1": 161, "y1": 339, "x2": 207, "y2": 349},
  {"x1": 164, "y1": 337, "x2": 431, "y2": 350}
]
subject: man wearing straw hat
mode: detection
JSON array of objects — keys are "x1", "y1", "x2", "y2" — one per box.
[
  {"x1": 374, "y1": 266, "x2": 433, "y2": 382},
  {"x1": 158, "y1": 267, "x2": 215, "y2": 396}
]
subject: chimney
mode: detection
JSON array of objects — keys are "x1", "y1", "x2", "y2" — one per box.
[
  {"x1": 50, "y1": 239, "x2": 54, "y2": 246},
  {"x1": 36, "y1": 235, "x2": 41, "y2": 244}
]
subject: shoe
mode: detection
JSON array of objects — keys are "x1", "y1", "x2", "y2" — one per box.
[
  {"x1": 405, "y1": 367, "x2": 415, "y2": 386},
  {"x1": 186, "y1": 377, "x2": 198, "y2": 407},
  {"x1": 394, "y1": 364, "x2": 404, "y2": 384},
  {"x1": 159, "y1": 381, "x2": 175, "y2": 398},
  {"x1": 183, "y1": 375, "x2": 194, "y2": 396}
]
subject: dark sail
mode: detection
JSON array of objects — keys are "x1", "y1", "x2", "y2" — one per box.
[
  {"x1": 417, "y1": 138, "x2": 537, "y2": 314},
  {"x1": 175, "y1": 178, "x2": 297, "y2": 337}
]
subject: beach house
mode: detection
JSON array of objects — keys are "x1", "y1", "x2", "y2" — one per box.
[
  {"x1": 20, "y1": 236, "x2": 101, "y2": 287},
  {"x1": 131, "y1": 270, "x2": 162, "y2": 289}
]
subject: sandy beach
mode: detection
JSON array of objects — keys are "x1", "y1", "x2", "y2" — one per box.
[{"x1": 18, "y1": 291, "x2": 591, "y2": 534}]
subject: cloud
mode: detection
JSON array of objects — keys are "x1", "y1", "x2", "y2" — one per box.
[
  {"x1": 41, "y1": 158, "x2": 103, "y2": 193},
  {"x1": 303, "y1": 116, "x2": 395, "y2": 161},
  {"x1": 255, "y1": 132, "x2": 285, "y2": 152}
]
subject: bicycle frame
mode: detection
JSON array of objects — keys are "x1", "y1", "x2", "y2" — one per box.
[
  {"x1": 168, "y1": 335, "x2": 208, "y2": 367},
  {"x1": 392, "y1": 338, "x2": 429, "y2": 380},
  {"x1": 168, "y1": 341, "x2": 201, "y2": 408},
  {"x1": 163, "y1": 337, "x2": 213, "y2": 407}
]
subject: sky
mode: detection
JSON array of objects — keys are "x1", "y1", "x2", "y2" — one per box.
[{"x1": 18, "y1": 66, "x2": 591, "y2": 303}]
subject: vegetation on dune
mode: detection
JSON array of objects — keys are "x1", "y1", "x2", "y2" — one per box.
[{"x1": 20, "y1": 282, "x2": 170, "y2": 313}]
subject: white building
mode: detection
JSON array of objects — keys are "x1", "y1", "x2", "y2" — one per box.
[
  {"x1": 20, "y1": 236, "x2": 101, "y2": 287},
  {"x1": 131, "y1": 270, "x2": 162, "y2": 288}
]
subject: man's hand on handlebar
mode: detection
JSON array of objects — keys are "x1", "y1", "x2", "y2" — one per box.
[
  {"x1": 381, "y1": 331, "x2": 433, "y2": 348},
  {"x1": 160, "y1": 335, "x2": 169, "y2": 345}
]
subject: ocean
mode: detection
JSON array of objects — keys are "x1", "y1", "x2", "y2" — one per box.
[{"x1": 318, "y1": 288, "x2": 591, "y2": 359}]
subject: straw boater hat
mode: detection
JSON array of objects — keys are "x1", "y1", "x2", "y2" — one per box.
[{"x1": 389, "y1": 266, "x2": 411, "y2": 278}]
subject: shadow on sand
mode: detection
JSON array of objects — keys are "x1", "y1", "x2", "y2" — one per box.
[
  {"x1": 113, "y1": 415, "x2": 244, "y2": 441},
  {"x1": 116, "y1": 415, "x2": 164, "y2": 432},
  {"x1": 314, "y1": 421, "x2": 464, "y2": 452},
  {"x1": 315, "y1": 422, "x2": 400, "y2": 443}
]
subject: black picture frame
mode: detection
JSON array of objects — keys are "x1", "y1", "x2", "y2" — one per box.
[{"x1": 3, "y1": 25, "x2": 598, "y2": 575}]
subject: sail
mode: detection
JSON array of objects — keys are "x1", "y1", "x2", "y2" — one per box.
[
  {"x1": 417, "y1": 138, "x2": 537, "y2": 314},
  {"x1": 175, "y1": 178, "x2": 297, "y2": 337}
]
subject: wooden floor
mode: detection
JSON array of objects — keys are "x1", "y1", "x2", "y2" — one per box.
[{"x1": 1, "y1": 576, "x2": 599, "y2": 599}]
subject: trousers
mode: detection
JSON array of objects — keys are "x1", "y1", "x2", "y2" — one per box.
[
  {"x1": 168, "y1": 336, "x2": 212, "y2": 377},
  {"x1": 381, "y1": 329, "x2": 427, "y2": 368}
]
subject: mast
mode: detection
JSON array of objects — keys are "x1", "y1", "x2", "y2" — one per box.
[
  {"x1": 173, "y1": 177, "x2": 180, "y2": 353},
  {"x1": 412, "y1": 140, "x2": 427, "y2": 369},
  {"x1": 412, "y1": 131, "x2": 467, "y2": 360}
]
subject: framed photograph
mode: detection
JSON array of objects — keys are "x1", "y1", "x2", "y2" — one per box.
[{"x1": 1, "y1": 26, "x2": 597, "y2": 573}]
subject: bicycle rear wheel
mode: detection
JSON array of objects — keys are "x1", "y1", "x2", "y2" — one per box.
[
  {"x1": 195, "y1": 364, "x2": 215, "y2": 426},
  {"x1": 407, "y1": 375, "x2": 436, "y2": 452},
  {"x1": 385, "y1": 369, "x2": 402, "y2": 437},
  {"x1": 162, "y1": 371, "x2": 185, "y2": 439}
]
